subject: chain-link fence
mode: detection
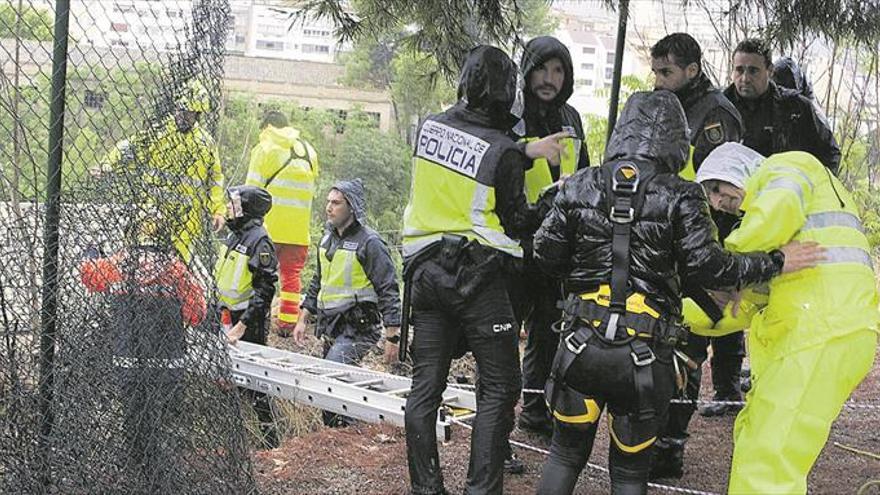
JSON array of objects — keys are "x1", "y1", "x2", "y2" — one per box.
[{"x1": 0, "y1": 1, "x2": 256, "y2": 493}]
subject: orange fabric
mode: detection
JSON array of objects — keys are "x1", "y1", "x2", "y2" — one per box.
[{"x1": 81, "y1": 253, "x2": 206, "y2": 327}]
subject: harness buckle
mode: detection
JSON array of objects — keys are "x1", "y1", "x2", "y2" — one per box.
[
  {"x1": 631, "y1": 347, "x2": 656, "y2": 366},
  {"x1": 564, "y1": 332, "x2": 588, "y2": 355},
  {"x1": 610, "y1": 205, "x2": 635, "y2": 223},
  {"x1": 611, "y1": 163, "x2": 640, "y2": 194}
]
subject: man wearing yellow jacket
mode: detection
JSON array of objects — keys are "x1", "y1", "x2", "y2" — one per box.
[
  {"x1": 96, "y1": 79, "x2": 226, "y2": 263},
  {"x1": 245, "y1": 111, "x2": 319, "y2": 334},
  {"x1": 695, "y1": 142, "x2": 879, "y2": 494}
]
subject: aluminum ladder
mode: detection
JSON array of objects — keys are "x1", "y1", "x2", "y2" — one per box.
[{"x1": 229, "y1": 341, "x2": 477, "y2": 439}]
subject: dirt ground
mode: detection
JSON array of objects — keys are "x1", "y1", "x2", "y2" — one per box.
[{"x1": 251, "y1": 329, "x2": 880, "y2": 495}]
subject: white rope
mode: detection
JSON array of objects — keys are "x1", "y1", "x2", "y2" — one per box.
[
  {"x1": 444, "y1": 383, "x2": 880, "y2": 410},
  {"x1": 447, "y1": 416, "x2": 719, "y2": 495}
]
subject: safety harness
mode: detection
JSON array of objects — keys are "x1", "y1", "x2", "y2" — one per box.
[{"x1": 547, "y1": 161, "x2": 668, "y2": 422}]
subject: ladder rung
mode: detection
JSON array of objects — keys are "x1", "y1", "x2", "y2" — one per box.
[
  {"x1": 386, "y1": 387, "x2": 411, "y2": 396},
  {"x1": 350, "y1": 378, "x2": 384, "y2": 387}
]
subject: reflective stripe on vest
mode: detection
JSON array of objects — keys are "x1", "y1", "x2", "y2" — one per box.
[
  {"x1": 215, "y1": 247, "x2": 253, "y2": 311},
  {"x1": 802, "y1": 211, "x2": 865, "y2": 234},
  {"x1": 816, "y1": 246, "x2": 874, "y2": 269},
  {"x1": 402, "y1": 162, "x2": 522, "y2": 258},
  {"x1": 522, "y1": 136, "x2": 579, "y2": 203},
  {"x1": 318, "y1": 247, "x2": 378, "y2": 310}
]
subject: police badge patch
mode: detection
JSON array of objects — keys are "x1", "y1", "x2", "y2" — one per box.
[
  {"x1": 704, "y1": 122, "x2": 724, "y2": 144},
  {"x1": 259, "y1": 251, "x2": 273, "y2": 267}
]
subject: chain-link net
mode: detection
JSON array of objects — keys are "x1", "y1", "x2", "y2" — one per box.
[{"x1": 0, "y1": 1, "x2": 256, "y2": 493}]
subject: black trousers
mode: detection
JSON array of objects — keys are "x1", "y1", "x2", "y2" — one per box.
[
  {"x1": 662, "y1": 330, "x2": 744, "y2": 439},
  {"x1": 231, "y1": 310, "x2": 276, "y2": 444},
  {"x1": 507, "y1": 269, "x2": 562, "y2": 425},
  {"x1": 405, "y1": 259, "x2": 521, "y2": 495},
  {"x1": 537, "y1": 334, "x2": 675, "y2": 495}
]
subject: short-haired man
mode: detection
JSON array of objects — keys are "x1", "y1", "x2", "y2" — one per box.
[
  {"x1": 724, "y1": 39, "x2": 840, "y2": 173},
  {"x1": 649, "y1": 32, "x2": 747, "y2": 478}
]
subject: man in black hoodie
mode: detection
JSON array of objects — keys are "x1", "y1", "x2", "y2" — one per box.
[
  {"x1": 649, "y1": 32, "x2": 747, "y2": 478},
  {"x1": 401, "y1": 45, "x2": 566, "y2": 495},
  {"x1": 510, "y1": 36, "x2": 592, "y2": 438}
]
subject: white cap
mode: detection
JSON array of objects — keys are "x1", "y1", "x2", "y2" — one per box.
[{"x1": 695, "y1": 142, "x2": 765, "y2": 189}]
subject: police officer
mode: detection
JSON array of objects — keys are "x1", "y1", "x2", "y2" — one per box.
[
  {"x1": 401, "y1": 45, "x2": 565, "y2": 495},
  {"x1": 510, "y1": 35, "x2": 591, "y2": 439},
  {"x1": 532, "y1": 90, "x2": 822, "y2": 494},
  {"x1": 696, "y1": 143, "x2": 878, "y2": 494},
  {"x1": 215, "y1": 185, "x2": 279, "y2": 447},
  {"x1": 245, "y1": 110, "x2": 319, "y2": 335},
  {"x1": 649, "y1": 32, "x2": 746, "y2": 476},
  {"x1": 724, "y1": 39, "x2": 841, "y2": 173},
  {"x1": 294, "y1": 179, "x2": 401, "y2": 425}
]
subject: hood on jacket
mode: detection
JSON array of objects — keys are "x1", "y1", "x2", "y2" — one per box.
[
  {"x1": 604, "y1": 90, "x2": 689, "y2": 173},
  {"x1": 773, "y1": 56, "x2": 815, "y2": 100},
  {"x1": 331, "y1": 178, "x2": 367, "y2": 226},
  {"x1": 695, "y1": 142, "x2": 765, "y2": 189},
  {"x1": 227, "y1": 185, "x2": 272, "y2": 227},
  {"x1": 260, "y1": 124, "x2": 301, "y2": 148},
  {"x1": 457, "y1": 45, "x2": 523, "y2": 130},
  {"x1": 521, "y1": 36, "x2": 575, "y2": 109}
]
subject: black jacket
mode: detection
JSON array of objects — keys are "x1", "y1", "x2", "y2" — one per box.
[
  {"x1": 302, "y1": 179, "x2": 401, "y2": 331},
  {"x1": 516, "y1": 36, "x2": 590, "y2": 172},
  {"x1": 677, "y1": 73, "x2": 743, "y2": 171},
  {"x1": 224, "y1": 185, "x2": 278, "y2": 329},
  {"x1": 534, "y1": 91, "x2": 782, "y2": 317},
  {"x1": 724, "y1": 80, "x2": 840, "y2": 173}
]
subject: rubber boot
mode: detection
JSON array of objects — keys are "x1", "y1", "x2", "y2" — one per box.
[{"x1": 649, "y1": 437, "x2": 685, "y2": 480}]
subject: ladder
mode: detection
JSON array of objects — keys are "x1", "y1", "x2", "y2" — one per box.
[{"x1": 228, "y1": 342, "x2": 477, "y2": 439}]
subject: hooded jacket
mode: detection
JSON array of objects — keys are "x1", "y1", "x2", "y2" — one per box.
[
  {"x1": 516, "y1": 36, "x2": 590, "y2": 171},
  {"x1": 216, "y1": 185, "x2": 278, "y2": 330},
  {"x1": 403, "y1": 46, "x2": 539, "y2": 258},
  {"x1": 772, "y1": 57, "x2": 814, "y2": 100},
  {"x1": 245, "y1": 125, "x2": 319, "y2": 245},
  {"x1": 534, "y1": 91, "x2": 783, "y2": 317},
  {"x1": 724, "y1": 80, "x2": 840, "y2": 174},
  {"x1": 302, "y1": 179, "x2": 401, "y2": 335}
]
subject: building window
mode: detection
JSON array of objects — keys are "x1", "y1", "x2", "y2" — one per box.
[
  {"x1": 234, "y1": 34, "x2": 245, "y2": 44},
  {"x1": 303, "y1": 28, "x2": 331, "y2": 37},
  {"x1": 582, "y1": 46, "x2": 596, "y2": 54},
  {"x1": 256, "y1": 39, "x2": 284, "y2": 51},
  {"x1": 605, "y1": 67, "x2": 613, "y2": 80},
  {"x1": 302, "y1": 43, "x2": 330, "y2": 54},
  {"x1": 606, "y1": 52, "x2": 616, "y2": 64},
  {"x1": 84, "y1": 90, "x2": 105, "y2": 109},
  {"x1": 580, "y1": 63, "x2": 594, "y2": 71}
]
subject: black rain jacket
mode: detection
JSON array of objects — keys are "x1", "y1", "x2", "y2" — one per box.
[
  {"x1": 517, "y1": 36, "x2": 590, "y2": 170},
  {"x1": 724, "y1": 80, "x2": 840, "y2": 174},
  {"x1": 533, "y1": 91, "x2": 782, "y2": 317}
]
